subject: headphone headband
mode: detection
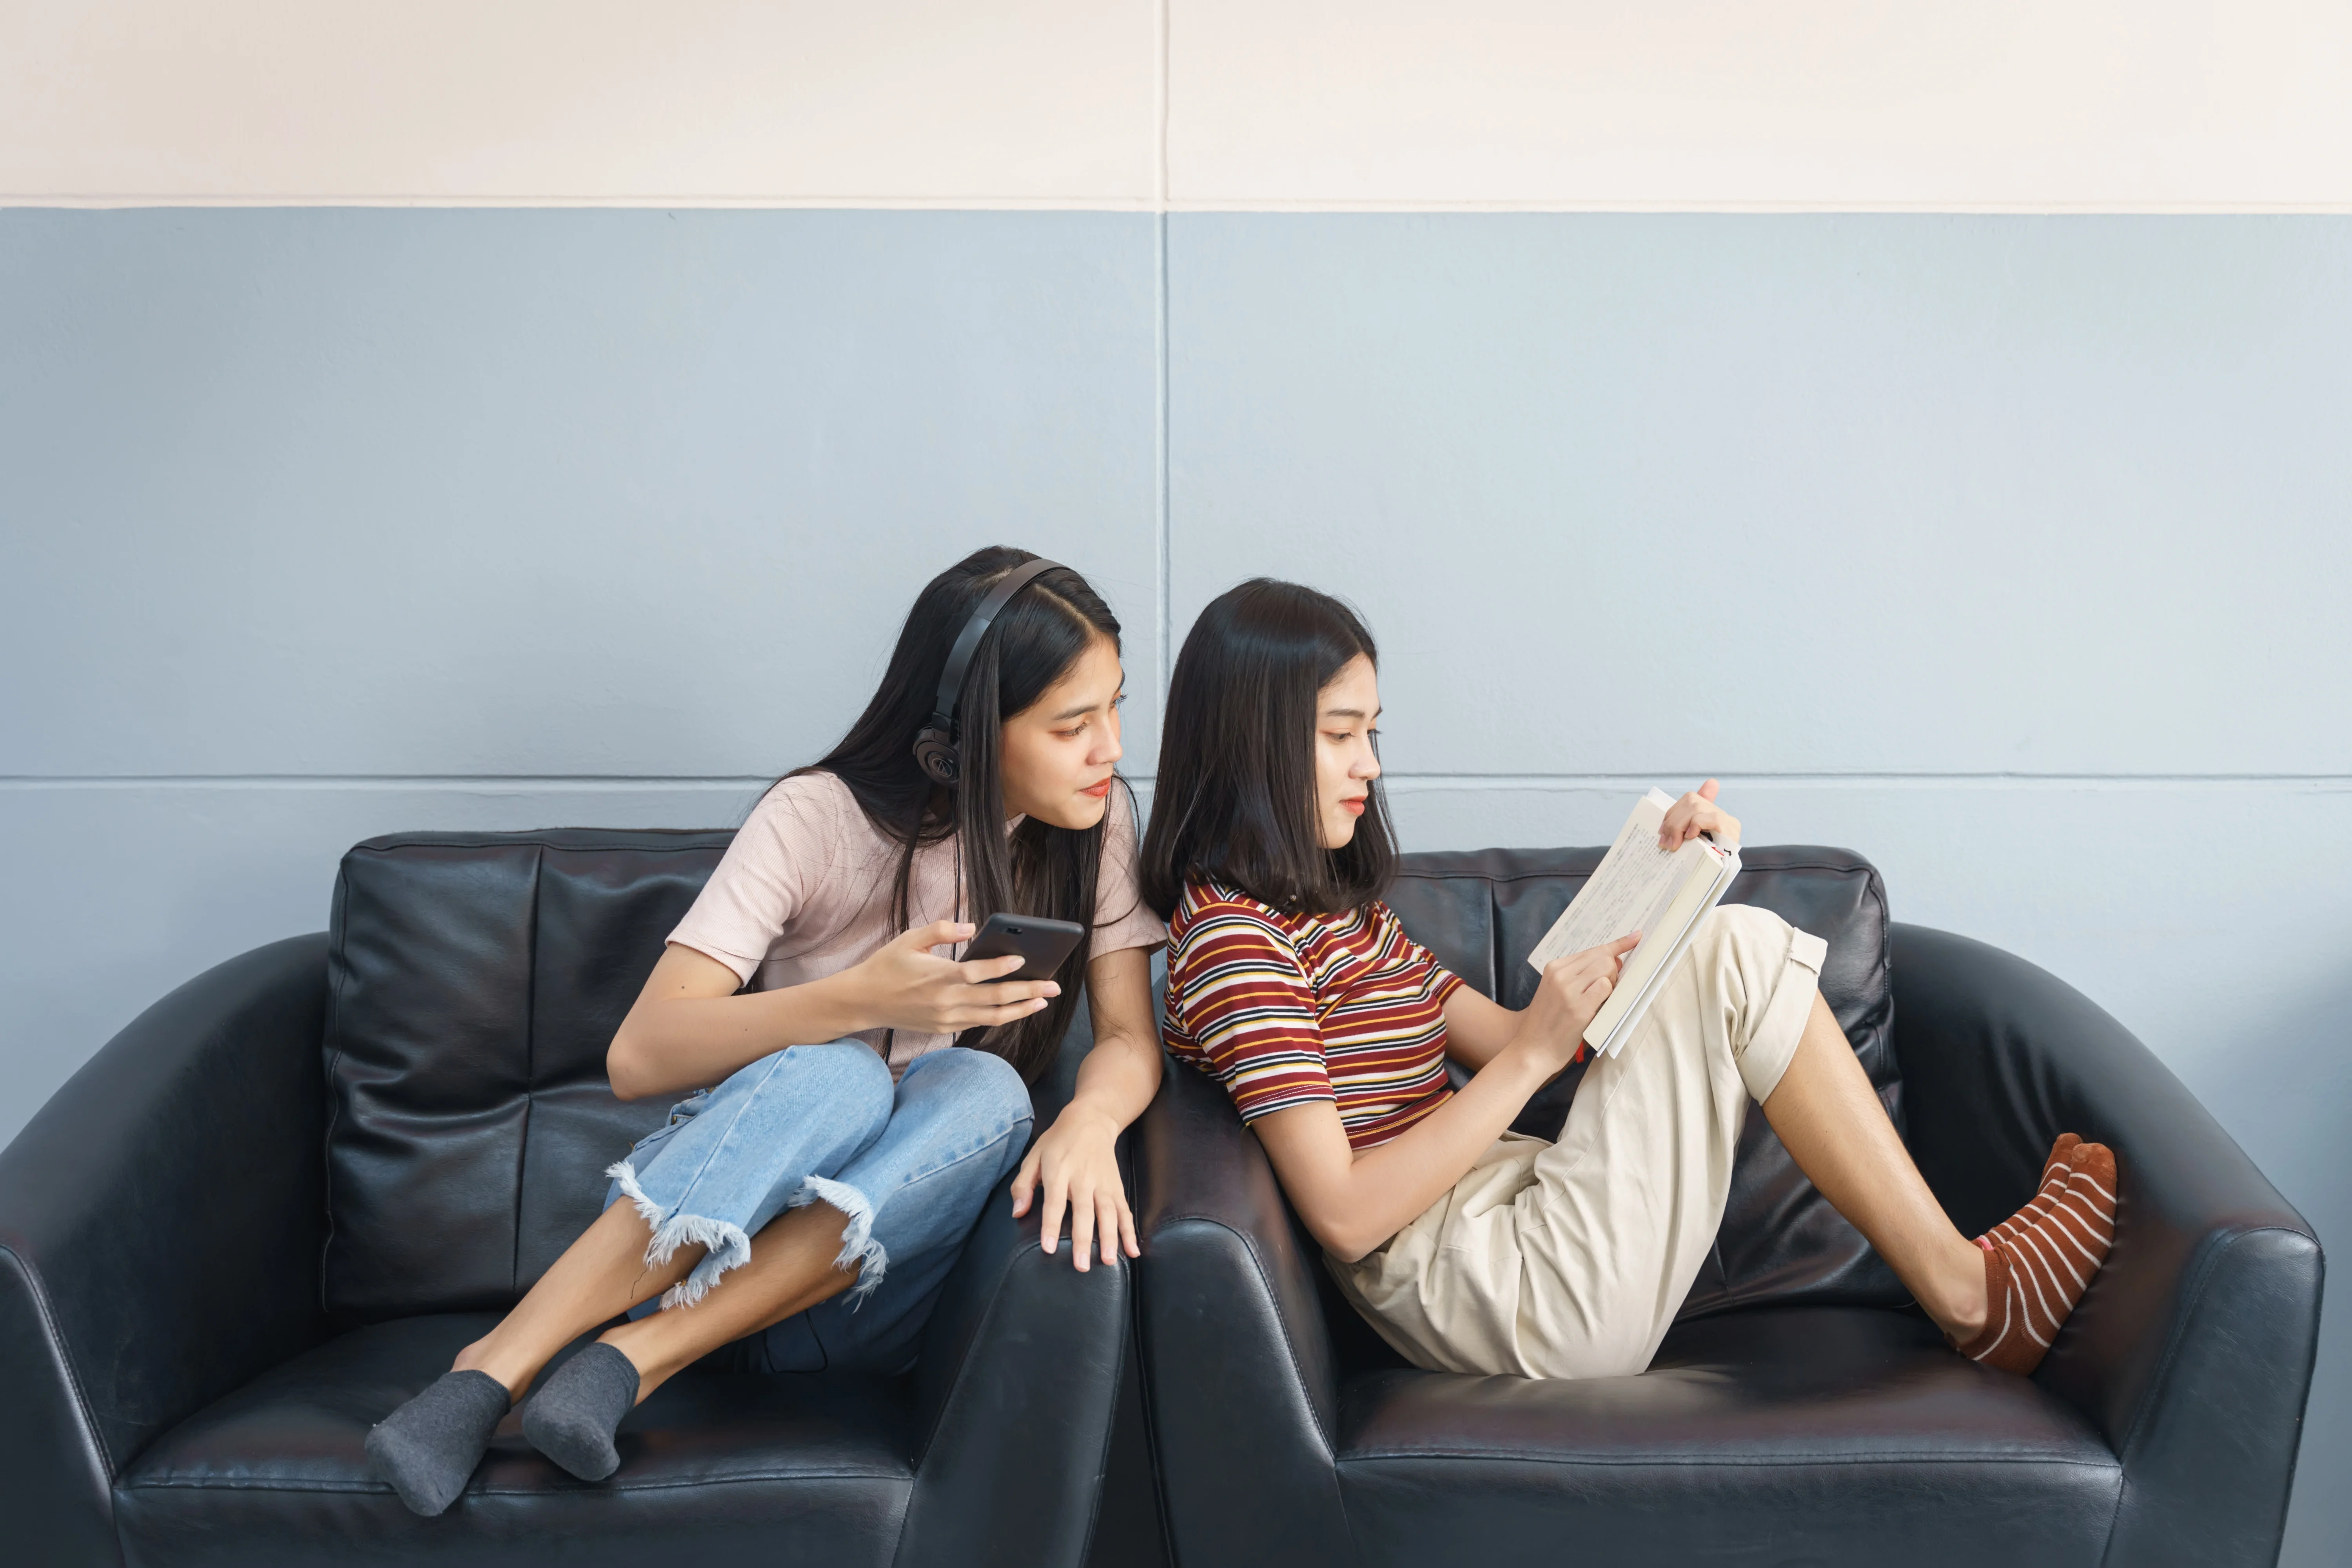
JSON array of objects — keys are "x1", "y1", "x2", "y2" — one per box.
[
  {"x1": 925, "y1": 556, "x2": 1062, "y2": 735},
  {"x1": 911, "y1": 555, "x2": 1065, "y2": 788}
]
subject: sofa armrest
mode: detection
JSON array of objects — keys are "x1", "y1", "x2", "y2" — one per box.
[
  {"x1": 896, "y1": 1160, "x2": 1131, "y2": 1568},
  {"x1": 1134, "y1": 1058, "x2": 1354, "y2": 1568},
  {"x1": 1891, "y1": 923, "x2": 2323, "y2": 1568},
  {"x1": 0, "y1": 934, "x2": 330, "y2": 1565}
]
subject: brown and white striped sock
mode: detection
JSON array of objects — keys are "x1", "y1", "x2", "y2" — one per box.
[
  {"x1": 1952, "y1": 1138, "x2": 2118, "y2": 1376},
  {"x1": 1985, "y1": 1133, "x2": 2080, "y2": 1252}
]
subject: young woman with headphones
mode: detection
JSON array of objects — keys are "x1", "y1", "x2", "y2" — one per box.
[{"x1": 366, "y1": 548, "x2": 1165, "y2": 1516}]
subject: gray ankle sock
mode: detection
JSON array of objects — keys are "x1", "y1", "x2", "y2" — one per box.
[
  {"x1": 364, "y1": 1369, "x2": 511, "y2": 1517},
  {"x1": 519, "y1": 1342, "x2": 641, "y2": 1482}
]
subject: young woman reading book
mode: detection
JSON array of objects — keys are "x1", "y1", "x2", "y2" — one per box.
[
  {"x1": 366, "y1": 548, "x2": 1165, "y2": 1515},
  {"x1": 1140, "y1": 579, "x2": 2116, "y2": 1383}
]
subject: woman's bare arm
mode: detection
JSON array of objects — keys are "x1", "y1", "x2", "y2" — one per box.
[
  {"x1": 1249, "y1": 934, "x2": 1636, "y2": 1261},
  {"x1": 1011, "y1": 943, "x2": 1164, "y2": 1269},
  {"x1": 604, "y1": 921, "x2": 1059, "y2": 1101},
  {"x1": 1438, "y1": 983, "x2": 1523, "y2": 1071}
]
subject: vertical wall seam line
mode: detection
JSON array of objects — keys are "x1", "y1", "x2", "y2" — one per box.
[
  {"x1": 1156, "y1": 209, "x2": 1171, "y2": 708},
  {"x1": 1155, "y1": 0, "x2": 1170, "y2": 209},
  {"x1": 1153, "y1": 0, "x2": 1172, "y2": 709}
]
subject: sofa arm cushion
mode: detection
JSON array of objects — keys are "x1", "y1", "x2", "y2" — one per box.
[
  {"x1": 896, "y1": 1157, "x2": 1130, "y2": 1568},
  {"x1": 1891, "y1": 923, "x2": 2323, "y2": 1568},
  {"x1": 0, "y1": 934, "x2": 329, "y2": 1561},
  {"x1": 1135, "y1": 1057, "x2": 1355, "y2": 1568}
]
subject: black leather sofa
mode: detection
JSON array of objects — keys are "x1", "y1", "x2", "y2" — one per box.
[
  {"x1": 1134, "y1": 846, "x2": 2325, "y2": 1568},
  {"x1": 0, "y1": 829, "x2": 1134, "y2": 1568}
]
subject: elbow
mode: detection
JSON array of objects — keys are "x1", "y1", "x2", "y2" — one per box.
[
  {"x1": 1305, "y1": 1210, "x2": 1381, "y2": 1266},
  {"x1": 605, "y1": 1027, "x2": 656, "y2": 1102},
  {"x1": 1131, "y1": 1032, "x2": 1165, "y2": 1087}
]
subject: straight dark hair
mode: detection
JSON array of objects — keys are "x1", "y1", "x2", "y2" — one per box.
[
  {"x1": 1140, "y1": 579, "x2": 1398, "y2": 919},
  {"x1": 793, "y1": 546, "x2": 1130, "y2": 1085}
]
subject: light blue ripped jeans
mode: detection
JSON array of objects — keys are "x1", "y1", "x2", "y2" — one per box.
[{"x1": 604, "y1": 1041, "x2": 1033, "y2": 1376}]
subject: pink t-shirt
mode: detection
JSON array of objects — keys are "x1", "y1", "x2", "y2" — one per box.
[{"x1": 667, "y1": 770, "x2": 1166, "y2": 1074}]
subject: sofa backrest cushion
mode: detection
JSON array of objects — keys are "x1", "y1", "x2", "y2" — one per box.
[
  {"x1": 322, "y1": 830, "x2": 732, "y2": 1321},
  {"x1": 1384, "y1": 845, "x2": 1905, "y2": 1319}
]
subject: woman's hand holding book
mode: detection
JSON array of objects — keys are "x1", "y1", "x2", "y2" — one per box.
[{"x1": 1509, "y1": 933, "x2": 1642, "y2": 1075}]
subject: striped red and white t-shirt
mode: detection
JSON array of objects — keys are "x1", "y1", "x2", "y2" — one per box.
[{"x1": 1163, "y1": 880, "x2": 1463, "y2": 1151}]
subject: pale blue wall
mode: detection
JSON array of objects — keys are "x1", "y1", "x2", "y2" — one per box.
[{"x1": 3, "y1": 208, "x2": 2347, "y2": 1561}]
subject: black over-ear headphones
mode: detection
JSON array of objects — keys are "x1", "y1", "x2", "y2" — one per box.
[{"x1": 911, "y1": 556, "x2": 1065, "y2": 788}]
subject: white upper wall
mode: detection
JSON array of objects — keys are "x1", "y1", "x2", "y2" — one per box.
[
  {"x1": 5, "y1": 1, "x2": 2349, "y2": 209},
  {"x1": 0, "y1": 2, "x2": 1162, "y2": 204},
  {"x1": 1169, "y1": 0, "x2": 2352, "y2": 211}
]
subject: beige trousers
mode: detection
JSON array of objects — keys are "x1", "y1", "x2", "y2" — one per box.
[{"x1": 1331, "y1": 903, "x2": 1828, "y2": 1379}]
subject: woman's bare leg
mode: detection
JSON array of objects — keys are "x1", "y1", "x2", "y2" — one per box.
[
  {"x1": 449, "y1": 1199, "x2": 855, "y2": 1399},
  {"x1": 597, "y1": 1202, "x2": 861, "y2": 1401},
  {"x1": 449, "y1": 1201, "x2": 689, "y2": 1397},
  {"x1": 1760, "y1": 993, "x2": 1989, "y2": 1341}
]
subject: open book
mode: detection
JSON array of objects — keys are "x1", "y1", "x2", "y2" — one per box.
[{"x1": 1525, "y1": 789, "x2": 1742, "y2": 1058}]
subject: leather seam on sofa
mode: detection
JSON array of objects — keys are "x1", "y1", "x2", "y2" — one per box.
[
  {"x1": 2096, "y1": 1466, "x2": 2134, "y2": 1568},
  {"x1": 118, "y1": 1467, "x2": 912, "y2": 1497},
  {"x1": 1392, "y1": 858, "x2": 1880, "y2": 886},
  {"x1": 513, "y1": 844, "x2": 546, "y2": 1301},
  {"x1": 1152, "y1": 1213, "x2": 1338, "y2": 1456},
  {"x1": 1335, "y1": 1450, "x2": 2122, "y2": 1469},
  {"x1": 318, "y1": 869, "x2": 354, "y2": 1321},
  {"x1": 351, "y1": 833, "x2": 737, "y2": 854},
  {"x1": 0, "y1": 1242, "x2": 116, "y2": 1478}
]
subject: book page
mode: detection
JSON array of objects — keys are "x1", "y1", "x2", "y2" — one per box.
[
  {"x1": 1526, "y1": 789, "x2": 1687, "y2": 969},
  {"x1": 1584, "y1": 842, "x2": 1736, "y2": 1055}
]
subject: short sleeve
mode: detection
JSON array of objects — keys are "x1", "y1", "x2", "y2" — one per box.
[
  {"x1": 1168, "y1": 904, "x2": 1335, "y2": 1124},
  {"x1": 1417, "y1": 943, "x2": 1468, "y2": 1007},
  {"x1": 665, "y1": 776, "x2": 836, "y2": 984},
  {"x1": 1380, "y1": 901, "x2": 1466, "y2": 1008},
  {"x1": 1087, "y1": 784, "x2": 1168, "y2": 959}
]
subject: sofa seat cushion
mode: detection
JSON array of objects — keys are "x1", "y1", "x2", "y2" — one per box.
[
  {"x1": 113, "y1": 1313, "x2": 913, "y2": 1568},
  {"x1": 1332, "y1": 1306, "x2": 2121, "y2": 1568}
]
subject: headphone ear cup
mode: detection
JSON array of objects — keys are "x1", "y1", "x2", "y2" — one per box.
[{"x1": 913, "y1": 728, "x2": 960, "y2": 787}]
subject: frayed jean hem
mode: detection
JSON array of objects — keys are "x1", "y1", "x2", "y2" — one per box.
[
  {"x1": 605, "y1": 1157, "x2": 758, "y2": 1310},
  {"x1": 792, "y1": 1175, "x2": 889, "y2": 1307}
]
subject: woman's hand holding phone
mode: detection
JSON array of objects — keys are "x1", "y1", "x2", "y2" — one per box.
[
  {"x1": 840, "y1": 920, "x2": 1060, "y2": 1036},
  {"x1": 1508, "y1": 933, "x2": 1642, "y2": 1075}
]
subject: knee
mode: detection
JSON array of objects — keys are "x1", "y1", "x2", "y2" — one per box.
[
  {"x1": 1692, "y1": 902, "x2": 1792, "y2": 975},
  {"x1": 783, "y1": 1041, "x2": 895, "y2": 1136},
  {"x1": 901, "y1": 1047, "x2": 1034, "y2": 1134}
]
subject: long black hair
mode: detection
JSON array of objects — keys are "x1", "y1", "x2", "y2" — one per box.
[
  {"x1": 797, "y1": 546, "x2": 1130, "y2": 1084},
  {"x1": 1140, "y1": 579, "x2": 1398, "y2": 919}
]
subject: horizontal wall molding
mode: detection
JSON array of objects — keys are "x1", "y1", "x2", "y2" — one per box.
[
  {"x1": 9, "y1": 772, "x2": 2349, "y2": 791},
  {"x1": 7, "y1": 195, "x2": 1167, "y2": 211},
  {"x1": 1379, "y1": 773, "x2": 2352, "y2": 792},
  {"x1": 18, "y1": 198, "x2": 2352, "y2": 215}
]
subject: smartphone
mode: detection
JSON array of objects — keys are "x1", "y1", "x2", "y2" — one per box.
[{"x1": 961, "y1": 912, "x2": 1087, "y2": 983}]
